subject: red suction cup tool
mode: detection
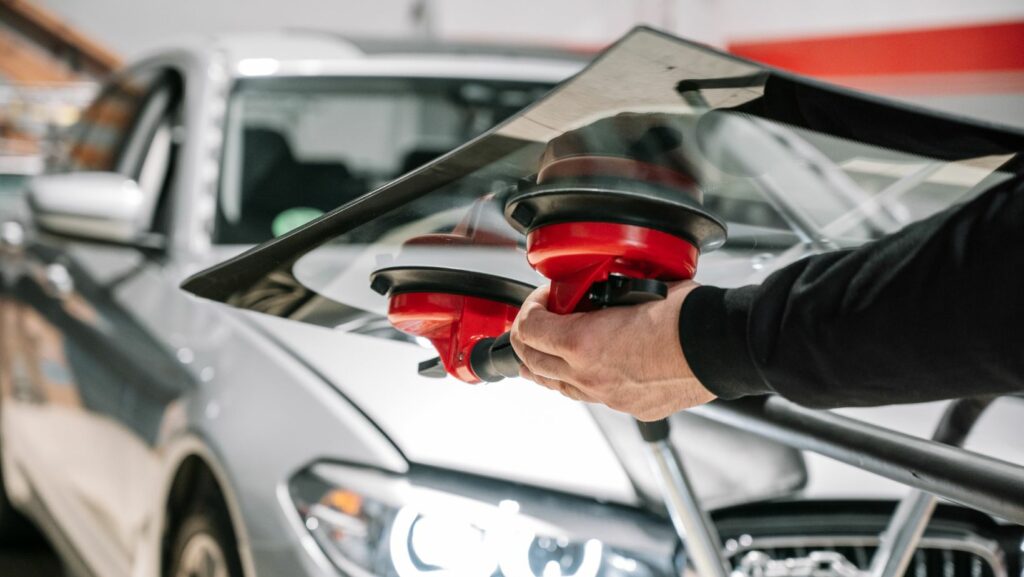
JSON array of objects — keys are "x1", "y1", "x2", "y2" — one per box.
[
  {"x1": 371, "y1": 267, "x2": 531, "y2": 382},
  {"x1": 369, "y1": 200, "x2": 534, "y2": 383},
  {"x1": 372, "y1": 113, "x2": 728, "y2": 385},
  {"x1": 505, "y1": 113, "x2": 727, "y2": 313}
]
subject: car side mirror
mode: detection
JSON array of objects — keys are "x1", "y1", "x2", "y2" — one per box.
[{"x1": 27, "y1": 172, "x2": 164, "y2": 249}]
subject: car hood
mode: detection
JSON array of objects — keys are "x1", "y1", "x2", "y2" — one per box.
[{"x1": 244, "y1": 312, "x2": 807, "y2": 509}]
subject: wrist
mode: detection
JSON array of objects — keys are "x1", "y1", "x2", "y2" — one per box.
[{"x1": 677, "y1": 285, "x2": 773, "y2": 400}]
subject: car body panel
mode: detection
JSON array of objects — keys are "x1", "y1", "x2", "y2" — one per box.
[{"x1": 245, "y1": 313, "x2": 638, "y2": 503}]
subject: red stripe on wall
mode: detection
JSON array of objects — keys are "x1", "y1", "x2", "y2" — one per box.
[{"x1": 729, "y1": 21, "x2": 1024, "y2": 77}]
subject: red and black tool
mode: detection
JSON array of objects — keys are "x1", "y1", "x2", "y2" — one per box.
[
  {"x1": 480, "y1": 114, "x2": 726, "y2": 381},
  {"x1": 372, "y1": 114, "x2": 733, "y2": 577},
  {"x1": 372, "y1": 113, "x2": 727, "y2": 384},
  {"x1": 369, "y1": 198, "x2": 535, "y2": 383}
]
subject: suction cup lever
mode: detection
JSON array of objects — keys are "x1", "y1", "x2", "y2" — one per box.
[
  {"x1": 588, "y1": 275, "x2": 667, "y2": 307},
  {"x1": 417, "y1": 357, "x2": 448, "y2": 378}
]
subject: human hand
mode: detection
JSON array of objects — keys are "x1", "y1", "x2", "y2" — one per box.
[{"x1": 509, "y1": 281, "x2": 716, "y2": 421}]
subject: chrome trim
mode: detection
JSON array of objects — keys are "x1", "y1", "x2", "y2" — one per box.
[
  {"x1": 724, "y1": 534, "x2": 1007, "y2": 577},
  {"x1": 236, "y1": 57, "x2": 579, "y2": 83}
]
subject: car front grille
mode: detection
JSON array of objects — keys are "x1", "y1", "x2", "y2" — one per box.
[{"x1": 724, "y1": 535, "x2": 1006, "y2": 577}]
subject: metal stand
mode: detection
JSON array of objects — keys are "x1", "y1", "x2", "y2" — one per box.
[
  {"x1": 637, "y1": 418, "x2": 732, "y2": 577},
  {"x1": 632, "y1": 398, "x2": 994, "y2": 577},
  {"x1": 867, "y1": 398, "x2": 994, "y2": 577}
]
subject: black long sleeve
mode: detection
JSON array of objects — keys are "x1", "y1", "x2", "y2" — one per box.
[{"x1": 679, "y1": 175, "x2": 1024, "y2": 408}]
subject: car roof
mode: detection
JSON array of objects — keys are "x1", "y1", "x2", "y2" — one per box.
[{"x1": 199, "y1": 30, "x2": 586, "y2": 83}]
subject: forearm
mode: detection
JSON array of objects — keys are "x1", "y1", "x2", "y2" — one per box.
[{"x1": 680, "y1": 176, "x2": 1024, "y2": 408}]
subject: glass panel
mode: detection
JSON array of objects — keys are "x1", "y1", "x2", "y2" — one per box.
[
  {"x1": 65, "y1": 69, "x2": 158, "y2": 173},
  {"x1": 215, "y1": 77, "x2": 553, "y2": 244},
  {"x1": 192, "y1": 28, "x2": 1022, "y2": 340}
]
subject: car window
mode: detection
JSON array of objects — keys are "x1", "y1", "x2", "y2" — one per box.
[
  {"x1": 129, "y1": 74, "x2": 184, "y2": 233},
  {"x1": 215, "y1": 77, "x2": 553, "y2": 244},
  {"x1": 63, "y1": 68, "x2": 183, "y2": 233},
  {"x1": 65, "y1": 69, "x2": 161, "y2": 173},
  {"x1": 121, "y1": 74, "x2": 181, "y2": 182},
  {"x1": 137, "y1": 117, "x2": 176, "y2": 232}
]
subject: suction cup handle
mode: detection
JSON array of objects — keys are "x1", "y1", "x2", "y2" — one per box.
[
  {"x1": 470, "y1": 333, "x2": 522, "y2": 382},
  {"x1": 588, "y1": 276, "x2": 667, "y2": 308},
  {"x1": 468, "y1": 276, "x2": 672, "y2": 382}
]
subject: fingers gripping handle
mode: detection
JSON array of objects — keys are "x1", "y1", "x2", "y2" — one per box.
[
  {"x1": 468, "y1": 275, "x2": 671, "y2": 382},
  {"x1": 470, "y1": 332, "x2": 521, "y2": 382},
  {"x1": 468, "y1": 274, "x2": 672, "y2": 382}
]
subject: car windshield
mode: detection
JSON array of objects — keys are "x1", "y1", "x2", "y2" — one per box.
[
  {"x1": 217, "y1": 76, "x2": 554, "y2": 243},
  {"x1": 187, "y1": 28, "x2": 1024, "y2": 340}
]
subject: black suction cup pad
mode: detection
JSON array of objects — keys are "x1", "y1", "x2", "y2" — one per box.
[
  {"x1": 504, "y1": 177, "x2": 727, "y2": 251},
  {"x1": 370, "y1": 266, "x2": 535, "y2": 306}
]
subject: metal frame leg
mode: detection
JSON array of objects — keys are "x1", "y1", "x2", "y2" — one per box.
[{"x1": 638, "y1": 419, "x2": 732, "y2": 577}]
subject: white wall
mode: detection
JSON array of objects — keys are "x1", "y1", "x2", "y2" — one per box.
[
  {"x1": 35, "y1": 0, "x2": 421, "y2": 59},
  {"x1": 25, "y1": 0, "x2": 726, "y2": 60},
  {"x1": 31, "y1": 0, "x2": 1024, "y2": 125},
  {"x1": 37, "y1": 0, "x2": 1024, "y2": 60},
  {"x1": 430, "y1": 0, "x2": 724, "y2": 48}
]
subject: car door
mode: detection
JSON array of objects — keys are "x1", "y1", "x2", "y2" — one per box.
[{"x1": 0, "y1": 64, "x2": 189, "y2": 577}]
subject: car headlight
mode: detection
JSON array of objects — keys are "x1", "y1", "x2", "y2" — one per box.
[{"x1": 289, "y1": 464, "x2": 678, "y2": 577}]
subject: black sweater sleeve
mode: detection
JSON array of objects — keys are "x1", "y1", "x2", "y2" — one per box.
[{"x1": 678, "y1": 175, "x2": 1024, "y2": 408}]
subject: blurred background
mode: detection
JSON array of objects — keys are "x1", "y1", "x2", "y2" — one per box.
[
  {"x1": 0, "y1": 1, "x2": 1022, "y2": 575},
  {"x1": 3, "y1": 0, "x2": 1023, "y2": 187}
]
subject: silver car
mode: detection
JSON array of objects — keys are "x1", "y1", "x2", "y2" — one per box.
[
  {"x1": 0, "y1": 31, "x2": 598, "y2": 577},
  {"x1": 2, "y1": 26, "x2": 1022, "y2": 577}
]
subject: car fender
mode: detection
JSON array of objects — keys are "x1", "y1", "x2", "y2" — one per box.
[{"x1": 139, "y1": 434, "x2": 258, "y2": 577}]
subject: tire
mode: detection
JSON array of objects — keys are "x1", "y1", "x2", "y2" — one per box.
[{"x1": 167, "y1": 503, "x2": 244, "y2": 577}]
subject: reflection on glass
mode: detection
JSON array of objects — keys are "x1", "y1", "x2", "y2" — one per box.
[
  {"x1": 203, "y1": 28, "x2": 1021, "y2": 344},
  {"x1": 217, "y1": 77, "x2": 554, "y2": 244}
]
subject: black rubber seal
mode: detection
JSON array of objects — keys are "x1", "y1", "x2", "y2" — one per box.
[{"x1": 370, "y1": 266, "x2": 535, "y2": 306}]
